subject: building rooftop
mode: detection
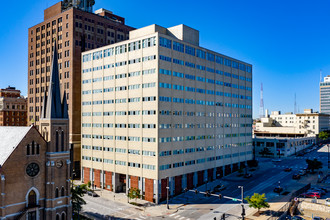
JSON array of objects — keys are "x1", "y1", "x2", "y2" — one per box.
[{"x1": 0, "y1": 126, "x2": 32, "y2": 166}]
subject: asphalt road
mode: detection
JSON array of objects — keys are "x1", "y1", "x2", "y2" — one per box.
[
  {"x1": 81, "y1": 145, "x2": 329, "y2": 220},
  {"x1": 163, "y1": 145, "x2": 328, "y2": 220}
]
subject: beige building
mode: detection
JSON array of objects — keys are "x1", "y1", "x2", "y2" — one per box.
[
  {"x1": 81, "y1": 24, "x2": 253, "y2": 203},
  {"x1": 255, "y1": 109, "x2": 330, "y2": 136}
]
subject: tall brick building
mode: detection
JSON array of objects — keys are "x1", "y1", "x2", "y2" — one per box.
[
  {"x1": 0, "y1": 86, "x2": 27, "y2": 126},
  {"x1": 27, "y1": 0, "x2": 135, "y2": 176},
  {"x1": 0, "y1": 40, "x2": 71, "y2": 220}
]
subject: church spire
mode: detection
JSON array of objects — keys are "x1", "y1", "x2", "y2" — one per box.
[{"x1": 42, "y1": 39, "x2": 64, "y2": 119}]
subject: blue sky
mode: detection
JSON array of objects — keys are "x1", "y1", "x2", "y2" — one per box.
[{"x1": 1, "y1": 0, "x2": 330, "y2": 118}]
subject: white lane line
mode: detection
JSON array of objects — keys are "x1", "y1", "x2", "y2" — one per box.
[
  {"x1": 169, "y1": 213, "x2": 177, "y2": 217},
  {"x1": 179, "y1": 217, "x2": 185, "y2": 220},
  {"x1": 174, "y1": 215, "x2": 181, "y2": 219}
]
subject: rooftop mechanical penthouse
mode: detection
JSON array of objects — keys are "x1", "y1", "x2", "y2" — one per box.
[{"x1": 81, "y1": 24, "x2": 253, "y2": 203}]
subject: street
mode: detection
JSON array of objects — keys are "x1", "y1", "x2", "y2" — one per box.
[{"x1": 81, "y1": 144, "x2": 329, "y2": 220}]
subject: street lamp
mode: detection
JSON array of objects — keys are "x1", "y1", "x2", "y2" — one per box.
[
  {"x1": 328, "y1": 144, "x2": 330, "y2": 169},
  {"x1": 238, "y1": 186, "x2": 245, "y2": 220},
  {"x1": 166, "y1": 177, "x2": 169, "y2": 209}
]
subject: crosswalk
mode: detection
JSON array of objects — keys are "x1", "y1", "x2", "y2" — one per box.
[
  {"x1": 135, "y1": 214, "x2": 148, "y2": 220},
  {"x1": 293, "y1": 156, "x2": 327, "y2": 160},
  {"x1": 273, "y1": 165, "x2": 306, "y2": 169},
  {"x1": 168, "y1": 213, "x2": 192, "y2": 220}
]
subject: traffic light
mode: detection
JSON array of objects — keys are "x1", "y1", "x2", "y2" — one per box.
[
  {"x1": 195, "y1": 189, "x2": 198, "y2": 194},
  {"x1": 218, "y1": 194, "x2": 222, "y2": 199}
]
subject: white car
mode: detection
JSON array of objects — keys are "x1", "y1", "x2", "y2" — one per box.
[{"x1": 326, "y1": 198, "x2": 330, "y2": 206}]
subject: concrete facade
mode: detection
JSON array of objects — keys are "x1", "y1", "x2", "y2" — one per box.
[
  {"x1": 80, "y1": 24, "x2": 253, "y2": 203},
  {"x1": 253, "y1": 136, "x2": 315, "y2": 158},
  {"x1": 255, "y1": 109, "x2": 330, "y2": 136},
  {"x1": 0, "y1": 86, "x2": 27, "y2": 126},
  {"x1": 27, "y1": 1, "x2": 135, "y2": 177}
]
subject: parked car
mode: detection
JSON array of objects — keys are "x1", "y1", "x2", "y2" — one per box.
[
  {"x1": 87, "y1": 191, "x2": 99, "y2": 197},
  {"x1": 213, "y1": 185, "x2": 227, "y2": 192},
  {"x1": 300, "y1": 192, "x2": 321, "y2": 198},
  {"x1": 244, "y1": 173, "x2": 253, "y2": 178},
  {"x1": 272, "y1": 158, "x2": 282, "y2": 162},
  {"x1": 284, "y1": 168, "x2": 292, "y2": 172},
  {"x1": 292, "y1": 174, "x2": 301, "y2": 180},
  {"x1": 274, "y1": 187, "x2": 284, "y2": 193},
  {"x1": 299, "y1": 170, "x2": 307, "y2": 176},
  {"x1": 308, "y1": 188, "x2": 326, "y2": 195},
  {"x1": 325, "y1": 198, "x2": 330, "y2": 206},
  {"x1": 286, "y1": 216, "x2": 305, "y2": 220}
]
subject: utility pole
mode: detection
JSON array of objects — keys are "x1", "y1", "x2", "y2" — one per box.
[{"x1": 238, "y1": 186, "x2": 245, "y2": 220}]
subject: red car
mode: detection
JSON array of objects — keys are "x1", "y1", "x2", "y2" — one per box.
[{"x1": 300, "y1": 192, "x2": 321, "y2": 198}]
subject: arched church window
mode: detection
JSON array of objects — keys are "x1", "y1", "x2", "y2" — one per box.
[
  {"x1": 61, "y1": 212, "x2": 66, "y2": 220},
  {"x1": 56, "y1": 131, "x2": 59, "y2": 152},
  {"x1": 31, "y1": 141, "x2": 35, "y2": 155},
  {"x1": 55, "y1": 188, "x2": 59, "y2": 198},
  {"x1": 56, "y1": 214, "x2": 60, "y2": 220},
  {"x1": 61, "y1": 130, "x2": 64, "y2": 151},
  {"x1": 28, "y1": 190, "x2": 36, "y2": 207},
  {"x1": 61, "y1": 186, "x2": 65, "y2": 196},
  {"x1": 27, "y1": 144, "x2": 30, "y2": 155},
  {"x1": 36, "y1": 144, "x2": 40, "y2": 155}
]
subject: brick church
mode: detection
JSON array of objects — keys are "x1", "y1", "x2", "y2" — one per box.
[{"x1": 0, "y1": 41, "x2": 72, "y2": 219}]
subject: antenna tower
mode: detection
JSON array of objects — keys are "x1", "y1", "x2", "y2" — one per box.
[
  {"x1": 259, "y1": 83, "x2": 264, "y2": 118},
  {"x1": 294, "y1": 93, "x2": 297, "y2": 114}
]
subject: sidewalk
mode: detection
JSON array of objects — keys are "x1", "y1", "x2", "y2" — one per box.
[{"x1": 75, "y1": 180, "x2": 181, "y2": 217}]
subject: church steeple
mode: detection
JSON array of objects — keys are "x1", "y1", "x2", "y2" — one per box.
[{"x1": 41, "y1": 39, "x2": 68, "y2": 119}]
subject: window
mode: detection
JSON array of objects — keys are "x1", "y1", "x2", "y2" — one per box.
[
  {"x1": 173, "y1": 41, "x2": 184, "y2": 52},
  {"x1": 159, "y1": 37, "x2": 172, "y2": 49},
  {"x1": 28, "y1": 190, "x2": 37, "y2": 207},
  {"x1": 55, "y1": 188, "x2": 59, "y2": 198}
]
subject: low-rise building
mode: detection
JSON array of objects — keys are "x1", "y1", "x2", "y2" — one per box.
[{"x1": 0, "y1": 86, "x2": 27, "y2": 126}]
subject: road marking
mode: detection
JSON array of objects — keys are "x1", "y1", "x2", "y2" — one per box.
[
  {"x1": 169, "y1": 213, "x2": 176, "y2": 217},
  {"x1": 179, "y1": 217, "x2": 185, "y2": 220},
  {"x1": 135, "y1": 218, "x2": 142, "y2": 220},
  {"x1": 174, "y1": 215, "x2": 181, "y2": 219}
]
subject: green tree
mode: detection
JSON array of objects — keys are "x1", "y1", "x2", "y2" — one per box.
[
  {"x1": 318, "y1": 131, "x2": 329, "y2": 140},
  {"x1": 72, "y1": 184, "x2": 86, "y2": 215},
  {"x1": 306, "y1": 159, "x2": 323, "y2": 173},
  {"x1": 128, "y1": 187, "x2": 141, "y2": 201},
  {"x1": 245, "y1": 193, "x2": 270, "y2": 214}
]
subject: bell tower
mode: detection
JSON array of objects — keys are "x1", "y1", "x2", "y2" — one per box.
[{"x1": 39, "y1": 40, "x2": 72, "y2": 219}]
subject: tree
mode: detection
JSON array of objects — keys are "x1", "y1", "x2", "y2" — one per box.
[
  {"x1": 128, "y1": 187, "x2": 141, "y2": 201},
  {"x1": 306, "y1": 159, "x2": 323, "y2": 173},
  {"x1": 245, "y1": 193, "x2": 270, "y2": 214},
  {"x1": 318, "y1": 131, "x2": 328, "y2": 140},
  {"x1": 72, "y1": 184, "x2": 86, "y2": 215}
]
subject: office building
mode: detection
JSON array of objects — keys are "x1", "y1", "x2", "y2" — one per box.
[
  {"x1": 81, "y1": 24, "x2": 253, "y2": 203},
  {"x1": 255, "y1": 109, "x2": 330, "y2": 137},
  {"x1": 320, "y1": 75, "x2": 330, "y2": 114},
  {"x1": 27, "y1": 0, "x2": 135, "y2": 176},
  {"x1": 0, "y1": 86, "x2": 27, "y2": 126}
]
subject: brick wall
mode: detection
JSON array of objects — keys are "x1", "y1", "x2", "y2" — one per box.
[
  {"x1": 83, "y1": 167, "x2": 90, "y2": 184},
  {"x1": 130, "y1": 176, "x2": 139, "y2": 189},
  {"x1": 197, "y1": 171, "x2": 204, "y2": 186},
  {"x1": 105, "y1": 171, "x2": 112, "y2": 191},
  {"x1": 160, "y1": 178, "x2": 167, "y2": 201},
  {"x1": 94, "y1": 169, "x2": 101, "y2": 188},
  {"x1": 208, "y1": 168, "x2": 214, "y2": 181},
  {"x1": 187, "y1": 173, "x2": 194, "y2": 189},
  {"x1": 145, "y1": 178, "x2": 154, "y2": 202},
  {"x1": 174, "y1": 175, "x2": 182, "y2": 195}
]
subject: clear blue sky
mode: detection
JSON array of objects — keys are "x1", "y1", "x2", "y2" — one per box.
[{"x1": 1, "y1": 0, "x2": 330, "y2": 118}]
